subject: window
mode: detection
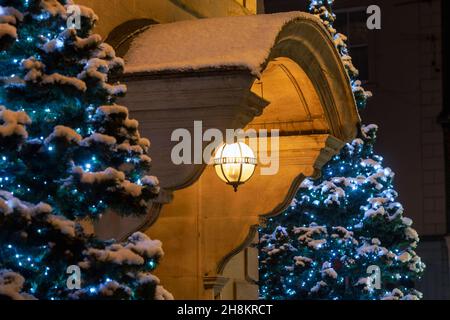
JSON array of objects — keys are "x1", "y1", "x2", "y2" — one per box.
[
  {"x1": 263, "y1": 0, "x2": 308, "y2": 13},
  {"x1": 334, "y1": 8, "x2": 370, "y2": 82}
]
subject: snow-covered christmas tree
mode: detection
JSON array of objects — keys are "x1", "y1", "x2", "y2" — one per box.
[
  {"x1": 259, "y1": 0, "x2": 425, "y2": 300},
  {"x1": 0, "y1": 0, "x2": 171, "y2": 300},
  {"x1": 259, "y1": 125, "x2": 425, "y2": 300}
]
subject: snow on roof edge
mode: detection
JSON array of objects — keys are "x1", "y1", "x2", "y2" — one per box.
[{"x1": 123, "y1": 12, "x2": 322, "y2": 77}]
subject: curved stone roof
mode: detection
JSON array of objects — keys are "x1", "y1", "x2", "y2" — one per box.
[{"x1": 124, "y1": 12, "x2": 322, "y2": 76}]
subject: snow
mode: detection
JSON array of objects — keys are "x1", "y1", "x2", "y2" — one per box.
[
  {"x1": 0, "y1": 106, "x2": 31, "y2": 139},
  {"x1": 0, "y1": 6, "x2": 23, "y2": 41},
  {"x1": 363, "y1": 206, "x2": 385, "y2": 219},
  {"x1": 387, "y1": 202, "x2": 404, "y2": 220},
  {"x1": 321, "y1": 262, "x2": 338, "y2": 279},
  {"x1": 341, "y1": 55, "x2": 359, "y2": 76},
  {"x1": 371, "y1": 238, "x2": 381, "y2": 246},
  {"x1": 134, "y1": 273, "x2": 173, "y2": 299},
  {"x1": 1, "y1": 196, "x2": 31, "y2": 219},
  {"x1": 352, "y1": 138, "x2": 364, "y2": 146},
  {"x1": 126, "y1": 232, "x2": 164, "y2": 259},
  {"x1": 352, "y1": 79, "x2": 372, "y2": 99},
  {"x1": 139, "y1": 138, "x2": 150, "y2": 149},
  {"x1": 365, "y1": 168, "x2": 393, "y2": 190},
  {"x1": 42, "y1": 38, "x2": 64, "y2": 53},
  {"x1": 84, "y1": 232, "x2": 163, "y2": 266},
  {"x1": 121, "y1": 180, "x2": 143, "y2": 197},
  {"x1": 141, "y1": 176, "x2": 159, "y2": 187},
  {"x1": 86, "y1": 244, "x2": 146, "y2": 266},
  {"x1": 77, "y1": 56, "x2": 126, "y2": 97},
  {"x1": 44, "y1": 31, "x2": 102, "y2": 56},
  {"x1": 333, "y1": 33, "x2": 347, "y2": 48},
  {"x1": 91, "y1": 42, "x2": 125, "y2": 71},
  {"x1": 40, "y1": 0, "x2": 66, "y2": 17},
  {"x1": 362, "y1": 193, "x2": 406, "y2": 222},
  {"x1": 301, "y1": 180, "x2": 347, "y2": 206},
  {"x1": 294, "y1": 224, "x2": 328, "y2": 250},
  {"x1": 403, "y1": 294, "x2": 420, "y2": 301},
  {"x1": 65, "y1": 4, "x2": 99, "y2": 22},
  {"x1": 361, "y1": 158, "x2": 381, "y2": 169},
  {"x1": 93, "y1": 43, "x2": 118, "y2": 60},
  {"x1": 356, "y1": 239, "x2": 396, "y2": 260},
  {"x1": 124, "y1": 118, "x2": 138, "y2": 129},
  {"x1": 0, "y1": 7, "x2": 23, "y2": 24},
  {"x1": 0, "y1": 22, "x2": 16, "y2": 39},
  {"x1": 136, "y1": 272, "x2": 159, "y2": 285},
  {"x1": 35, "y1": 202, "x2": 53, "y2": 214},
  {"x1": 355, "y1": 277, "x2": 370, "y2": 287},
  {"x1": 75, "y1": 33, "x2": 102, "y2": 49},
  {"x1": 408, "y1": 254, "x2": 425, "y2": 273},
  {"x1": 312, "y1": 6, "x2": 336, "y2": 35},
  {"x1": 331, "y1": 227, "x2": 355, "y2": 243},
  {"x1": 21, "y1": 58, "x2": 88, "y2": 91},
  {"x1": 155, "y1": 285, "x2": 174, "y2": 300},
  {"x1": 72, "y1": 166, "x2": 158, "y2": 198},
  {"x1": 96, "y1": 105, "x2": 144, "y2": 146},
  {"x1": 382, "y1": 288, "x2": 404, "y2": 300},
  {"x1": 362, "y1": 124, "x2": 379, "y2": 137},
  {"x1": 405, "y1": 227, "x2": 419, "y2": 242},
  {"x1": 140, "y1": 155, "x2": 152, "y2": 164},
  {"x1": 397, "y1": 252, "x2": 412, "y2": 263},
  {"x1": 104, "y1": 82, "x2": 127, "y2": 96},
  {"x1": 300, "y1": 178, "x2": 314, "y2": 189},
  {"x1": 310, "y1": 281, "x2": 327, "y2": 293},
  {"x1": 43, "y1": 73, "x2": 87, "y2": 91},
  {"x1": 117, "y1": 142, "x2": 143, "y2": 154},
  {"x1": 0, "y1": 270, "x2": 36, "y2": 300},
  {"x1": 81, "y1": 133, "x2": 117, "y2": 147},
  {"x1": 97, "y1": 104, "x2": 129, "y2": 117},
  {"x1": 0, "y1": 191, "x2": 52, "y2": 220},
  {"x1": 98, "y1": 281, "x2": 131, "y2": 297},
  {"x1": 0, "y1": 198, "x2": 10, "y2": 215},
  {"x1": 293, "y1": 256, "x2": 312, "y2": 267},
  {"x1": 124, "y1": 12, "x2": 320, "y2": 77},
  {"x1": 402, "y1": 217, "x2": 413, "y2": 227},
  {"x1": 45, "y1": 125, "x2": 81, "y2": 144},
  {"x1": 266, "y1": 248, "x2": 280, "y2": 256},
  {"x1": 324, "y1": 189, "x2": 344, "y2": 206},
  {"x1": 73, "y1": 167, "x2": 125, "y2": 185},
  {"x1": 290, "y1": 198, "x2": 299, "y2": 208},
  {"x1": 22, "y1": 58, "x2": 44, "y2": 81},
  {"x1": 78, "y1": 58, "x2": 109, "y2": 82},
  {"x1": 46, "y1": 215, "x2": 77, "y2": 238}
]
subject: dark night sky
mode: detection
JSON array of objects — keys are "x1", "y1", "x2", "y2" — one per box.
[{"x1": 264, "y1": 0, "x2": 309, "y2": 13}]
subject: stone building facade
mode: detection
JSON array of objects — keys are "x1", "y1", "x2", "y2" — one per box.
[{"x1": 76, "y1": 0, "x2": 449, "y2": 299}]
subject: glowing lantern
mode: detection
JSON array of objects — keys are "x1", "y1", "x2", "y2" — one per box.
[{"x1": 213, "y1": 142, "x2": 257, "y2": 192}]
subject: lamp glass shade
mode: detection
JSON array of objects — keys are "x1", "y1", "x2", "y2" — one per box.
[{"x1": 213, "y1": 142, "x2": 257, "y2": 189}]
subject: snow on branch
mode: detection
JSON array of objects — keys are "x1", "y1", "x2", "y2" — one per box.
[
  {"x1": 0, "y1": 270, "x2": 36, "y2": 300},
  {"x1": 0, "y1": 106, "x2": 31, "y2": 138}
]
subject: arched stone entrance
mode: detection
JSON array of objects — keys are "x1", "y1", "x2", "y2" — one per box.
[{"x1": 96, "y1": 12, "x2": 359, "y2": 299}]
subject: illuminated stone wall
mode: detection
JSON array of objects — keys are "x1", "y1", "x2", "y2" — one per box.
[{"x1": 75, "y1": 0, "x2": 251, "y2": 37}]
